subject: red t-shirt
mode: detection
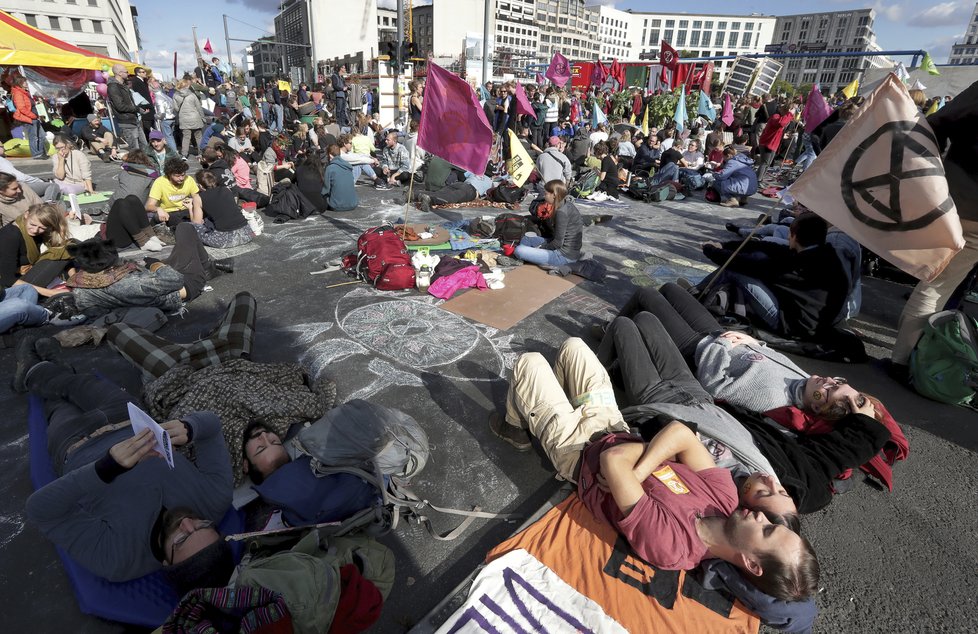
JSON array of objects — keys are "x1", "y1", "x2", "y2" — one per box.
[
  {"x1": 759, "y1": 112, "x2": 792, "y2": 151},
  {"x1": 578, "y1": 432, "x2": 739, "y2": 570}
]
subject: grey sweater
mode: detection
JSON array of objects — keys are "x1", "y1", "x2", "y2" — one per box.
[
  {"x1": 621, "y1": 402, "x2": 779, "y2": 478},
  {"x1": 546, "y1": 199, "x2": 583, "y2": 260},
  {"x1": 694, "y1": 335, "x2": 808, "y2": 413},
  {"x1": 26, "y1": 412, "x2": 233, "y2": 582}
]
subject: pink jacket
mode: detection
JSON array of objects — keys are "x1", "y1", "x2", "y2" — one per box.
[{"x1": 428, "y1": 265, "x2": 487, "y2": 300}]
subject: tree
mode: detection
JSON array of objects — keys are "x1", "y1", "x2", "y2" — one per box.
[
  {"x1": 678, "y1": 49, "x2": 696, "y2": 58},
  {"x1": 770, "y1": 79, "x2": 796, "y2": 98},
  {"x1": 798, "y1": 83, "x2": 815, "y2": 97}
]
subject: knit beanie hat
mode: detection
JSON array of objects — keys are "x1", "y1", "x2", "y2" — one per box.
[{"x1": 163, "y1": 540, "x2": 235, "y2": 597}]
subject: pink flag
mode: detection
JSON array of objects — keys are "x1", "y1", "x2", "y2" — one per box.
[
  {"x1": 203, "y1": 38, "x2": 214, "y2": 55},
  {"x1": 721, "y1": 93, "x2": 734, "y2": 126},
  {"x1": 592, "y1": 61, "x2": 608, "y2": 87},
  {"x1": 545, "y1": 52, "x2": 571, "y2": 87},
  {"x1": 513, "y1": 82, "x2": 536, "y2": 120},
  {"x1": 802, "y1": 84, "x2": 832, "y2": 133},
  {"x1": 536, "y1": 73, "x2": 546, "y2": 85},
  {"x1": 791, "y1": 74, "x2": 964, "y2": 282},
  {"x1": 418, "y1": 63, "x2": 493, "y2": 176}
]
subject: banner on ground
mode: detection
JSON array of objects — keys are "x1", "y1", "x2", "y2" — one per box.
[
  {"x1": 545, "y1": 51, "x2": 571, "y2": 87},
  {"x1": 791, "y1": 73, "x2": 964, "y2": 282},
  {"x1": 506, "y1": 129, "x2": 534, "y2": 187},
  {"x1": 418, "y1": 63, "x2": 493, "y2": 176}
]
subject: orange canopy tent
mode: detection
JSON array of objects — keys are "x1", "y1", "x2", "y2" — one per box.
[{"x1": 0, "y1": 9, "x2": 142, "y2": 72}]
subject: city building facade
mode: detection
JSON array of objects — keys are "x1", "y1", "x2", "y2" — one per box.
[
  {"x1": 6, "y1": 0, "x2": 141, "y2": 63},
  {"x1": 773, "y1": 9, "x2": 891, "y2": 94},
  {"x1": 948, "y1": 2, "x2": 978, "y2": 64},
  {"x1": 245, "y1": 36, "x2": 280, "y2": 88},
  {"x1": 537, "y1": 0, "x2": 600, "y2": 62}
]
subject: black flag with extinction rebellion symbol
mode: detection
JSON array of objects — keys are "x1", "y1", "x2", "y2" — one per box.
[{"x1": 791, "y1": 73, "x2": 964, "y2": 282}]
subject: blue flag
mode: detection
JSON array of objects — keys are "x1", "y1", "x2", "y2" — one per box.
[
  {"x1": 673, "y1": 87, "x2": 687, "y2": 132},
  {"x1": 697, "y1": 90, "x2": 716, "y2": 122},
  {"x1": 592, "y1": 99, "x2": 608, "y2": 128}
]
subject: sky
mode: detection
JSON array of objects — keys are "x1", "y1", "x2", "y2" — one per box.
[{"x1": 133, "y1": 0, "x2": 974, "y2": 78}]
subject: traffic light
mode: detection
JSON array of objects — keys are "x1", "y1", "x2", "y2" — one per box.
[
  {"x1": 406, "y1": 41, "x2": 417, "y2": 59},
  {"x1": 381, "y1": 41, "x2": 396, "y2": 60}
]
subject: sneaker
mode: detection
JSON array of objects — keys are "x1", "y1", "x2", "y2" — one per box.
[
  {"x1": 488, "y1": 412, "x2": 532, "y2": 451},
  {"x1": 720, "y1": 198, "x2": 740, "y2": 208},
  {"x1": 48, "y1": 312, "x2": 88, "y2": 327},
  {"x1": 375, "y1": 181, "x2": 391, "y2": 191},
  {"x1": 589, "y1": 320, "x2": 609, "y2": 340},
  {"x1": 141, "y1": 236, "x2": 165, "y2": 252},
  {"x1": 34, "y1": 337, "x2": 64, "y2": 362},
  {"x1": 725, "y1": 222, "x2": 742, "y2": 234},
  {"x1": 12, "y1": 335, "x2": 42, "y2": 393}
]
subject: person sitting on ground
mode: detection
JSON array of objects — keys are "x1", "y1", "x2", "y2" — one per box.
[
  {"x1": 146, "y1": 157, "x2": 202, "y2": 228},
  {"x1": 651, "y1": 140, "x2": 683, "y2": 187},
  {"x1": 102, "y1": 151, "x2": 165, "y2": 252},
  {"x1": 699, "y1": 212, "x2": 849, "y2": 339},
  {"x1": 535, "y1": 136, "x2": 573, "y2": 186},
  {"x1": 565, "y1": 127, "x2": 591, "y2": 169},
  {"x1": 0, "y1": 172, "x2": 55, "y2": 227},
  {"x1": 0, "y1": 283, "x2": 53, "y2": 337},
  {"x1": 193, "y1": 170, "x2": 254, "y2": 248},
  {"x1": 731, "y1": 134, "x2": 751, "y2": 155},
  {"x1": 227, "y1": 126, "x2": 255, "y2": 162},
  {"x1": 79, "y1": 114, "x2": 119, "y2": 163},
  {"x1": 712, "y1": 146, "x2": 758, "y2": 207},
  {"x1": 598, "y1": 139, "x2": 621, "y2": 199},
  {"x1": 23, "y1": 357, "x2": 233, "y2": 587},
  {"x1": 377, "y1": 131, "x2": 412, "y2": 189},
  {"x1": 683, "y1": 139, "x2": 706, "y2": 170},
  {"x1": 597, "y1": 309, "x2": 891, "y2": 515},
  {"x1": 337, "y1": 133, "x2": 382, "y2": 186},
  {"x1": 584, "y1": 141, "x2": 605, "y2": 171},
  {"x1": 589, "y1": 122, "x2": 609, "y2": 148},
  {"x1": 660, "y1": 128, "x2": 676, "y2": 151},
  {"x1": 262, "y1": 134, "x2": 296, "y2": 183},
  {"x1": 321, "y1": 144, "x2": 357, "y2": 212},
  {"x1": 216, "y1": 144, "x2": 253, "y2": 193},
  {"x1": 200, "y1": 121, "x2": 228, "y2": 149},
  {"x1": 0, "y1": 203, "x2": 74, "y2": 298},
  {"x1": 294, "y1": 152, "x2": 328, "y2": 211},
  {"x1": 51, "y1": 135, "x2": 94, "y2": 196},
  {"x1": 0, "y1": 147, "x2": 60, "y2": 205},
  {"x1": 147, "y1": 130, "x2": 180, "y2": 174},
  {"x1": 514, "y1": 180, "x2": 582, "y2": 267},
  {"x1": 617, "y1": 130, "x2": 636, "y2": 170},
  {"x1": 487, "y1": 337, "x2": 819, "y2": 602},
  {"x1": 632, "y1": 134, "x2": 661, "y2": 175}
]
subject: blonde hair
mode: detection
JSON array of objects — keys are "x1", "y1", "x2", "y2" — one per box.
[
  {"x1": 175, "y1": 79, "x2": 191, "y2": 91},
  {"x1": 26, "y1": 203, "x2": 69, "y2": 247},
  {"x1": 908, "y1": 89, "x2": 926, "y2": 108}
]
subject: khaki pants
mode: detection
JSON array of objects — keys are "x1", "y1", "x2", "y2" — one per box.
[
  {"x1": 505, "y1": 337, "x2": 627, "y2": 482},
  {"x1": 89, "y1": 132, "x2": 114, "y2": 153},
  {"x1": 892, "y1": 219, "x2": 978, "y2": 364}
]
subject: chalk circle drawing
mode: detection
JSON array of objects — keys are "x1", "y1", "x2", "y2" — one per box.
[
  {"x1": 621, "y1": 256, "x2": 711, "y2": 288},
  {"x1": 277, "y1": 287, "x2": 519, "y2": 400}
]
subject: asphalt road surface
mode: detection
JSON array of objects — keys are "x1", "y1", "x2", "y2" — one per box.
[{"x1": 1, "y1": 156, "x2": 975, "y2": 633}]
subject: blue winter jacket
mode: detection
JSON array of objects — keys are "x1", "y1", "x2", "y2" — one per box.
[
  {"x1": 715, "y1": 153, "x2": 759, "y2": 198},
  {"x1": 322, "y1": 157, "x2": 358, "y2": 212}
]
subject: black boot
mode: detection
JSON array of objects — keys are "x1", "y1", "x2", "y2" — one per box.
[
  {"x1": 12, "y1": 335, "x2": 42, "y2": 393},
  {"x1": 213, "y1": 259, "x2": 234, "y2": 274}
]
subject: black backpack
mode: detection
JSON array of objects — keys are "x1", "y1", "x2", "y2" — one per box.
[
  {"x1": 493, "y1": 213, "x2": 531, "y2": 244},
  {"x1": 264, "y1": 181, "x2": 317, "y2": 222},
  {"x1": 487, "y1": 183, "x2": 527, "y2": 205}
]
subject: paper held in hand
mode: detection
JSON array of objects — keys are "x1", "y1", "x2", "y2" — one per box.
[{"x1": 127, "y1": 402, "x2": 175, "y2": 469}]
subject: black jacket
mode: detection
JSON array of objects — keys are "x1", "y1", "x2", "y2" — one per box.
[
  {"x1": 704, "y1": 240, "x2": 849, "y2": 339},
  {"x1": 106, "y1": 81, "x2": 139, "y2": 125},
  {"x1": 929, "y1": 79, "x2": 978, "y2": 222},
  {"x1": 721, "y1": 404, "x2": 891, "y2": 514}
]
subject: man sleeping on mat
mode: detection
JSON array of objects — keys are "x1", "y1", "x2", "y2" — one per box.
[
  {"x1": 20, "y1": 345, "x2": 234, "y2": 594},
  {"x1": 487, "y1": 337, "x2": 820, "y2": 602}
]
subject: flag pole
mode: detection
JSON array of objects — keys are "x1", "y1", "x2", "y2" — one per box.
[
  {"x1": 400, "y1": 141, "x2": 419, "y2": 237},
  {"x1": 697, "y1": 213, "x2": 770, "y2": 299}
]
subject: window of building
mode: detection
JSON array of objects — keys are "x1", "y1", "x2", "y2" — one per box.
[
  {"x1": 714, "y1": 32, "x2": 724, "y2": 47},
  {"x1": 805, "y1": 58, "x2": 820, "y2": 69},
  {"x1": 679, "y1": 20, "x2": 688, "y2": 29},
  {"x1": 676, "y1": 31, "x2": 687, "y2": 46},
  {"x1": 649, "y1": 29, "x2": 660, "y2": 44},
  {"x1": 731, "y1": 21, "x2": 741, "y2": 30},
  {"x1": 799, "y1": 31, "x2": 808, "y2": 40},
  {"x1": 702, "y1": 32, "x2": 711, "y2": 47},
  {"x1": 664, "y1": 29, "x2": 673, "y2": 42},
  {"x1": 717, "y1": 21, "x2": 727, "y2": 30},
  {"x1": 88, "y1": 0, "x2": 98, "y2": 5},
  {"x1": 745, "y1": 22, "x2": 754, "y2": 31},
  {"x1": 693, "y1": 20, "x2": 702, "y2": 29},
  {"x1": 71, "y1": 17, "x2": 82, "y2": 30},
  {"x1": 49, "y1": 16, "x2": 60, "y2": 29},
  {"x1": 690, "y1": 31, "x2": 700, "y2": 46},
  {"x1": 67, "y1": 0, "x2": 77, "y2": 4},
  {"x1": 728, "y1": 32, "x2": 738, "y2": 47},
  {"x1": 820, "y1": 71, "x2": 835, "y2": 84},
  {"x1": 652, "y1": 19, "x2": 661, "y2": 27},
  {"x1": 665, "y1": 19, "x2": 675, "y2": 28},
  {"x1": 24, "y1": 13, "x2": 37, "y2": 27}
]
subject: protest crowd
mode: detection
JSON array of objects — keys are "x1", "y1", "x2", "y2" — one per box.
[{"x1": 0, "y1": 33, "x2": 975, "y2": 633}]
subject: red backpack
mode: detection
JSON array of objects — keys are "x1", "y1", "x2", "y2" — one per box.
[{"x1": 344, "y1": 225, "x2": 416, "y2": 291}]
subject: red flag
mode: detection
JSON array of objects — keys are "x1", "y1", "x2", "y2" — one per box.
[
  {"x1": 660, "y1": 41, "x2": 679, "y2": 71},
  {"x1": 609, "y1": 59, "x2": 625, "y2": 88},
  {"x1": 699, "y1": 62, "x2": 714, "y2": 96},
  {"x1": 513, "y1": 82, "x2": 536, "y2": 120},
  {"x1": 592, "y1": 61, "x2": 608, "y2": 87},
  {"x1": 673, "y1": 63, "x2": 692, "y2": 90},
  {"x1": 721, "y1": 93, "x2": 735, "y2": 126},
  {"x1": 545, "y1": 51, "x2": 571, "y2": 87},
  {"x1": 418, "y1": 63, "x2": 493, "y2": 176},
  {"x1": 203, "y1": 38, "x2": 213, "y2": 55},
  {"x1": 173, "y1": 51, "x2": 177, "y2": 78}
]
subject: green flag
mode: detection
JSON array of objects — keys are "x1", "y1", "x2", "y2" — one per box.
[{"x1": 921, "y1": 52, "x2": 940, "y2": 76}]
